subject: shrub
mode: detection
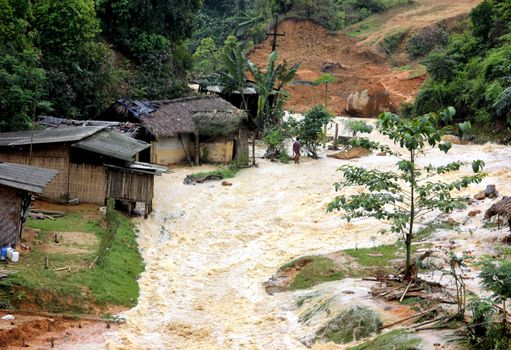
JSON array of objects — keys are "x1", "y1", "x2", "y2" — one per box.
[
  {"x1": 297, "y1": 105, "x2": 333, "y2": 158},
  {"x1": 380, "y1": 28, "x2": 409, "y2": 55},
  {"x1": 407, "y1": 26, "x2": 449, "y2": 59}
]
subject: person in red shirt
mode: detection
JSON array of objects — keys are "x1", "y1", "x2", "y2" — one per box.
[{"x1": 293, "y1": 138, "x2": 301, "y2": 164}]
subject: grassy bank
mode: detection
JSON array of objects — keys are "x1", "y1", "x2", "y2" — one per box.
[
  {"x1": 280, "y1": 244, "x2": 403, "y2": 291},
  {"x1": 0, "y1": 209, "x2": 143, "y2": 315}
]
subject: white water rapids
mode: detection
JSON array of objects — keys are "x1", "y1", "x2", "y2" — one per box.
[{"x1": 101, "y1": 120, "x2": 511, "y2": 350}]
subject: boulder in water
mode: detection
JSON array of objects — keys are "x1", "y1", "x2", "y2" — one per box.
[{"x1": 346, "y1": 86, "x2": 394, "y2": 118}]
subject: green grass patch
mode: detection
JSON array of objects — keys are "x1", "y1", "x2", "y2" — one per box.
[
  {"x1": 317, "y1": 305, "x2": 382, "y2": 344},
  {"x1": 286, "y1": 256, "x2": 345, "y2": 291},
  {"x1": 343, "y1": 244, "x2": 402, "y2": 267},
  {"x1": 0, "y1": 211, "x2": 143, "y2": 314},
  {"x1": 346, "y1": 19, "x2": 381, "y2": 38},
  {"x1": 350, "y1": 329, "x2": 422, "y2": 350},
  {"x1": 280, "y1": 244, "x2": 402, "y2": 291}
]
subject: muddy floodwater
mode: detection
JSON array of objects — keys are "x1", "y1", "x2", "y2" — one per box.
[{"x1": 100, "y1": 120, "x2": 511, "y2": 350}]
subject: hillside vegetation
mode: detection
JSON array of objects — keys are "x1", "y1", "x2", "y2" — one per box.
[
  {"x1": 410, "y1": 0, "x2": 511, "y2": 132},
  {"x1": 0, "y1": 0, "x2": 200, "y2": 131}
]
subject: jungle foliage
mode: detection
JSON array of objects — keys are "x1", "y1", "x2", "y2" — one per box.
[
  {"x1": 0, "y1": 0, "x2": 201, "y2": 132},
  {"x1": 410, "y1": 0, "x2": 511, "y2": 131}
]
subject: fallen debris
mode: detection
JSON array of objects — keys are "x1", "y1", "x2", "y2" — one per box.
[
  {"x1": 485, "y1": 196, "x2": 511, "y2": 232},
  {"x1": 468, "y1": 210, "x2": 481, "y2": 217},
  {"x1": 183, "y1": 174, "x2": 224, "y2": 185}
]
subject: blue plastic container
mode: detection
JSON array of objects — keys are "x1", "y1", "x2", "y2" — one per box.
[{"x1": 0, "y1": 247, "x2": 8, "y2": 260}]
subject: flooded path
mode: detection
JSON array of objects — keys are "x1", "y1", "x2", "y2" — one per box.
[{"x1": 104, "y1": 122, "x2": 511, "y2": 349}]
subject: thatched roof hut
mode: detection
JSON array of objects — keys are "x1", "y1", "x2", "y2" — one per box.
[
  {"x1": 98, "y1": 96, "x2": 250, "y2": 166},
  {"x1": 100, "y1": 95, "x2": 247, "y2": 138}
]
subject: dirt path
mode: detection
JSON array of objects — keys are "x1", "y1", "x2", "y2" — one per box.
[
  {"x1": 359, "y1": 0, "x2": 481, "y2": 45},
  {"x1": 103, "y1": 119, "x2": 511, "y2": 349}
]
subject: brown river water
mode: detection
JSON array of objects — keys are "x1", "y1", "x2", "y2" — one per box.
[{"x1": 57, "y1": 119, "x2": 511, "y2": 349}]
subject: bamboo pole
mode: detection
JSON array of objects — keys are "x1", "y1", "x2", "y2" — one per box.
[{"x1": 195, "y1": 130, "x2": 200, "y2": 166}]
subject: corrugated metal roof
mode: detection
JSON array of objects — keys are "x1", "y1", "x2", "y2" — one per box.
[
  {"x1": 204, "y1": 85, "x2": 258, "y2": 95},
  {"x1": 104, "y1": 161, "x2": 167, "y2": 175},
  {"x1": 0, "y1": 163, "x2": 58, "y2": 193},
  {"x1": 72, "y1": 130, "x2": 150, "y2": 161},
  {"x1": 0, "y1": 126, "x2": 106, "y2": 146}
]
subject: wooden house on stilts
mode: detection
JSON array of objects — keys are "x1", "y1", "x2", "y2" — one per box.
[{"x1": 0, "y1": 126, "x2": 165, "y2": 217}]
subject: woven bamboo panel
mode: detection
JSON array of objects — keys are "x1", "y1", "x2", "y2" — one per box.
[
  {"x1": 107, "y1": 170, "x2": 154, "y2": 203},
  {"x1": 68, "y1": 163, "x2": 107, "y2": 204}
]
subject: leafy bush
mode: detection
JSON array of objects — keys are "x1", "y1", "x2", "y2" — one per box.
[
  {"x1": 297, "y1": 105, "x2": 333, "y2": 158},
  {"x1": 407, "y1": 26, "x2": 449, "y2": 59},
  {"x1": 380, "y1": 28, "x2": 409, "y2": 55},
  {"x1": 411, "y1": 0, "x2": 511, "y2": 130}
]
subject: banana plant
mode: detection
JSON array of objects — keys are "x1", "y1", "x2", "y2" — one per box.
[{"x1": 247, "y1": 51, "x2": 299, "y2": 130}]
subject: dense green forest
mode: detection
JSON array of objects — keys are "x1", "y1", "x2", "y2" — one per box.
[
  {"x1": 409, "y1": 0, "x2": 511, "y2": 131},
  {"x1": 0, "y1": 0, "x2": 200, "y2": 131}
]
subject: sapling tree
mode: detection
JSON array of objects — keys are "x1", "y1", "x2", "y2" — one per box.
[
  {"x1": 480, "y1": 258, "x2": 511, "y2": 338},
  {"x1": 297, "y1": 105, "x2": 333, "y2": 158},
  {"x1": 327, "y1": 108, "x2": 486, "y2": 278},
  {"x1": 315, "y1": 73, "x2": 337, "y2": 147}
]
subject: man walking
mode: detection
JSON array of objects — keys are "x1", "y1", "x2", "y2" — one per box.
[{"x1": 293, "y1": 138, "x2": 301, "y2": 164}]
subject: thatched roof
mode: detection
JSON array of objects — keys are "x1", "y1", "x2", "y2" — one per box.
[{"x1": 106, "y1": 96, "x2": 247, "y2": 138}]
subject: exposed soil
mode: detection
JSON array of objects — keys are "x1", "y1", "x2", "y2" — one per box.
[
  {"x1": 40, "y1": 231, "x2": 98, "y2": 255},
  {"x1": 0, "y1": 312, "x2": 119, "y2": 350},
  {"x1": 327, "y1": 147, "x2": 372, "y2": 160},
  {"x1": 31, "y1": 200, "x2": 102, "y2": 221},
  {"x1": 248, "y1": 0, "x2": 481, "y2": 114}
]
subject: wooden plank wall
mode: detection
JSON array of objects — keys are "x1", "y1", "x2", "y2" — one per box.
[
  {"x1": 107, "y1": 170, "x2": 154, "y2": 203},
  {"x1": 0, "y1": 185, "x2": 22, "y2": 247}
]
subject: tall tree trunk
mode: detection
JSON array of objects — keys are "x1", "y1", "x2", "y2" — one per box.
[{"x1": 405, "y1": 150, "x2": 415, "y2": 278}]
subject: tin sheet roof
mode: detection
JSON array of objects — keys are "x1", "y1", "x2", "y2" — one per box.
[
  {"x1": 71, "y1": 130, "x2": 150, "y2": 161},
  {"x1": 104, "y1": 161, "x2": 167, "y2": 175},
  {"x1": 0, "y1": 126, "x2": 106, "y2": 146},
  {"x1": 0, "y1": 163, "x2": 58, "y2": 193}
]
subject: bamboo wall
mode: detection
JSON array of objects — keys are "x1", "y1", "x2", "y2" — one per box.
[
  {"x1": 69, "y1": 163, "x2": 107, "y2": 204},
  {"x1": 152, "y1": 136, "x2": 191, "y2": 165},
  {"x1": 0, "y1": 144, "x2": 107, "y2": 204},
  {"x1": 107, "y1": 169, "x2": 154, "y2": 203},
  {"x1": 0, "y1": 185, "x2": 22, "y2": 247},
  {"x1": 0, "y1": 145, "x2": 70, "y2": 200}
]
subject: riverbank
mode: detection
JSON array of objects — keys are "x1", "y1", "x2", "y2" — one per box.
[{"x1": 0, "y1": 202, "x2": 143, "y2": 348}]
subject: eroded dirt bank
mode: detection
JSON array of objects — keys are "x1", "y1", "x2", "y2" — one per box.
[{"x1": 103, "y1": 120, "x2": 511, "y2": 349}]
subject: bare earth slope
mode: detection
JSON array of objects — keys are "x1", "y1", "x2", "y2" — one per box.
[{"x1": 248, "y1": 0, "x2": 481, "y2": 114}]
